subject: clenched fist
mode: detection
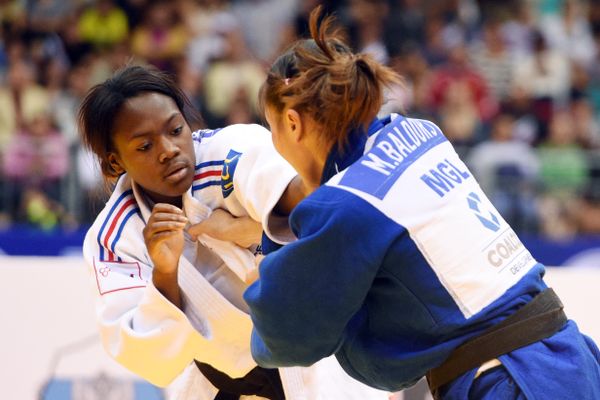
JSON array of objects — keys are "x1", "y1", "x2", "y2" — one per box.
[{"x1": 144, "y1": 203, "x2": 188, "y2": 274}]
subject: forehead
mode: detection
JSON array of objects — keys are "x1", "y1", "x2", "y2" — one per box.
[{"x1": 113, "y1": 92, "x2": 181, "y2": 138}]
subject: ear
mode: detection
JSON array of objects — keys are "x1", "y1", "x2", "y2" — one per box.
[
  {"x1": 284, "y1": 108, "x2": 305, "y2": 143},
  {"x1": 107, "y1": 152, "x2": 125, "y2": 175}
]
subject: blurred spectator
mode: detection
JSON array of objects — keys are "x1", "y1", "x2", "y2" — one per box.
[
  {"x1": 500, "y1": 1, "x2": 536, "y2": 58},
  {"x1": 570, "y1": 95, "x2": 600, "y2": 149},
  {"x1": 0, "y1": 0, "x2": 26, "y2": 33},
  {"x1": 20, "y1": 188, "x2": 63, "y2": 230},
  {"x1": 116, "y1": 0, "x2": 149, "y2": 29},
  {"x1": 584, "y1": 25, "x2": 600, "y2": 112},
  {"x1": 437, "y1": 79, "x2": 482, "y2": 145},
  {"x1": 469, "y1": 17, "x2": 516, "y2": 102},
  {"x1": 231, "y1": 0, "x2": 298, "y2": 63},
  {"x1": 276, "y1": 0, "x2": 322, "y2": 55},
  {"x1": 84, "y1": 41, "x2": 132, "y2": 87},
  {"x1": 78, "y1": 0, "x2": 129, "y2": 50},
  {"x1": 174, "y1": 57, "x2": 203, "y2": 105},
  {"x1": 182, "y1": 0, "x2": 237, "y2": 73},
  {"x1": 540, "y1": 0, "x2": 596, "y2": 69},
  {"x1": 428, "y1": 43, "x2": 498, "y2": 126},
  {"x1": 0, "y1": 59, "x2": 49, "y2": 152},
  {"x1": 202, "y1": 24, "x2": 264, "y2": 127},
  {"x1": 225, "y1": 87, "x2": 255, "y2": 125},
  {"x1": 27, "y1": 0, "x2": 76, "y2": 35},
  {"x1": 501, "y1": 84, "x2": 540, "y2": 145},
  {"x1": 575, "y1": 184, "x2": 600, "y2": 234},
  {"x1": 2, "y1": 111, "x2": 68, "y2": 186},
  {"x1": 2, "y1": 111, "x2": 69, "y2": 228},
  {"x1": 513, "y1": 31, "x2": 570, "y2": 102},
  {"x1": 467, "y1": 112, "x2": 540, "y2": 232},
  {"x1": 512, "y1": 30, "x2": 571, "y2": 141},
  {"x1": 380, "y1": 45, "x2": 432, "y2": 118},
  {"x1": 538, "y1": 110, "x2": 589, "y2": 194},
  {"x1": 59, "y1": 14, "x2": 94, "y2": 66},
  {"x1": 420, "y1": 8, "x2": 468, "y2": 67},
  {"x1": 537, "y1": 110, "x2": 589, "y2": 238},
  {"x1": 384, "y1": 0, "x2": 426, "y2": 58},
  {"x1": 468, "y1": 113, "x2": 539, "y2": 192},
  {"x1": 51, "y1": 61, "x2": 92, "y2": 146},
  {"x1": 131, "y1": 0, "x2": 187, "y2": 72},
  {"x1": 28, "y1": 30, "x2": 70, "y2": 77},
  {"x1": 0, "y1": 0, "x2": 598, "y2": 239},
  {"x1": 347, "y1": 0, "x2": 390, "y2": 64}
]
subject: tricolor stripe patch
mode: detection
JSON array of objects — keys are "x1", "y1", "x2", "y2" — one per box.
[
  {"x1": 97, "y1": 190, "x2": 141, "y2": 261},
  {"x1": 192, "y1": 160, "x2": 224, "y2": 192}
]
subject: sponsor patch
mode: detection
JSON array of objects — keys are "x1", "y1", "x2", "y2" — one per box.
[
  {"x1": 467, "y1": 191, "x2": 500, "y2": 232},
  {"x1": 93, "y1": 259, "x2": 149, "y2": 295},
  {"x1": 221, "y1": 149, "x2": 242, "y2": 198}
]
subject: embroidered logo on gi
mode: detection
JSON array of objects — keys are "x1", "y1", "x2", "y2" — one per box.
[
  {"x1": 93, "y1": 259, "x2": 148, "y2": 295},
  {"x1": 467, "y1": 192, "x2": 500, "y2": 232},
  {"x1": 221, "y1": 149, "x2": 241, "y2": 198}
]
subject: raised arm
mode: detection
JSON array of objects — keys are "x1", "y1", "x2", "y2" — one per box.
[
  {"x1": 83, "y1": 203, "x2": 255, "y2": 387},
  {"x1": 244, "y1": 188, "x2": 400, "y2": 367}
]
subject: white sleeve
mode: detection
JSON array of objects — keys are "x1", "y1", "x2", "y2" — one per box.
[
  {"x1": 83, "y1": 226, "x2": 254, "y2": 387},
  {"x1": 217, "y1": 124, "x2": 298, "y2": 243}
]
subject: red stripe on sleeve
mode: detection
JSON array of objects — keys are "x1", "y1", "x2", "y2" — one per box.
[
  {"x1": 103, "y1": 198, "x2": 136, "y2": 253},
  {"x1": 194, "y1": 169, "x2": 222, "y2": 180}
]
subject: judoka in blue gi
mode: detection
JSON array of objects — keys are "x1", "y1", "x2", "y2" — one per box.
[{"x1": 243, "y1": 7, "x2": 600, "y2": 400}]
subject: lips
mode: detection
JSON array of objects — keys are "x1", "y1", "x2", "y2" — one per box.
[{"x1": 164, "y1": 161, "x2": 191, "y2": 182}]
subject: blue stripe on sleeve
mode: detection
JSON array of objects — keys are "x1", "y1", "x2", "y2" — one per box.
[
  {"x1": 96, "y1": 189, "x2": 133, "y2": 260},
  {"x1": 195, "y1": 160, "x2": 224, "y2": 170},
  {"x1": 110, "y1": 207, "x2": 141, "y2": 255}
]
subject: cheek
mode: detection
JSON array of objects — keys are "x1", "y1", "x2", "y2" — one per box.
[{"x1": 271, "y1": 129, "x2": 284, "y2": 154}]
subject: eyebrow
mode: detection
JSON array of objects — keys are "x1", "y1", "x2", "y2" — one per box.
[{"x1": 129, "y1": 112, "x2": 181, "y2": 139}]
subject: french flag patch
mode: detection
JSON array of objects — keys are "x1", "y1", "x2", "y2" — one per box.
[
  {"x1": 192, "y1": 160, "x2": 224, "y2": 192},
  {"x1": 92, "y1": 259, "x2": 150, "y2": 295}
]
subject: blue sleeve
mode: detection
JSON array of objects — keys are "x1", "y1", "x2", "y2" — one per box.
[
  {"x1": 244, "y1": 187, "x2": 402, "y2": 368},
  {"x1": 260, "y1": 231, "x2": 283, "y2": 255}
]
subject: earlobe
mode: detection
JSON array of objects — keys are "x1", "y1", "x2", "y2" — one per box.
[{"x1": 107, "y1": 153, "x2": 125, "y2": 175}]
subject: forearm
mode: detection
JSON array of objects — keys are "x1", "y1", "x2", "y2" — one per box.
[
  {"x1": 222, "y1": 215, "x2": 263, "y2": 248},
  {"x1": 95, "y1": 283, "x2": 198, "y2": 387},
  {"x1": 272, "y1": 175, "x2": 314, "y2": 216},
  {"x1": 152, "y1": 268, "x2": 182, "y2": 309}
]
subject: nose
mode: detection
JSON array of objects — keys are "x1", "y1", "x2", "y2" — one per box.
[{"x1": 158, "y1": 135, "x2": 180, "y2": 163}]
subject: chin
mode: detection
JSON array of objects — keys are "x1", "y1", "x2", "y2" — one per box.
[
  {"x1": 155, "y1": 181, "x2": 191, "y2": 200},
  {"x1": 171, "y1": 181, "x2": 192, "y2": 196}
]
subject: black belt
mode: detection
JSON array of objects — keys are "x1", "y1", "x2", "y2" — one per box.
[
  {"x1": 426, "y1": 288, "x2": 567, "y2": 399},
  {"x1": 195, "y1": 361, "x2": 285, "y2": 400}
]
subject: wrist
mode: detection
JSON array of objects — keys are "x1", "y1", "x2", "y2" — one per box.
[
  {"x1": 152, "y1": 269, "x2": 182, "y2": 308},
  {"x1": 152, "y1": 268, "x2": 178, "y2": 281}
]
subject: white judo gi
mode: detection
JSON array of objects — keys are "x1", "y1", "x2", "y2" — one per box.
[{"x1": 82, "y1": 123, "x2": 387, "y2": 400}]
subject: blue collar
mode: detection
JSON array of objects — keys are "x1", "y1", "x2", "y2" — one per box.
[{"x1": 320, "y1": 115, "x2": 391, "y2": 184}]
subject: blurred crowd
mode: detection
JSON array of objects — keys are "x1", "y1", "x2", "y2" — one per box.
[{"x1": 1, "y1": 0, "x2": 600, "y2": 240}]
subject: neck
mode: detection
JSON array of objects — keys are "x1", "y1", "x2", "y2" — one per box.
[
  {"x1": 142, "y1": 188, "x2": 183, "y2": 209},
  {"x1": 301, "y1": 139, "x2": 330, "y2": 192}
]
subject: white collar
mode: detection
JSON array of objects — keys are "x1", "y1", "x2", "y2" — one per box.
[{"x1": 130, "y1": 180, "x2": 212, "y2": 226}]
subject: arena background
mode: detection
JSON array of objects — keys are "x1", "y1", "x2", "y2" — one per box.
[{"x1": 2, "y1": 0, "x2": 600, "y2": 399}]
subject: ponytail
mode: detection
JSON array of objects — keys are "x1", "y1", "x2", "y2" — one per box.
[{"x1": 260, "y1": 5, "x2": 402, "y2": 151}]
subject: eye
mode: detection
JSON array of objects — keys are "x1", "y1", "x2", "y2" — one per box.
[
  {"x1": 171, "y1": 126, "x2": 183, "y2": 136},
  {"x1": 137, "y1": 142, "x2": 151, "y2": 152}
]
